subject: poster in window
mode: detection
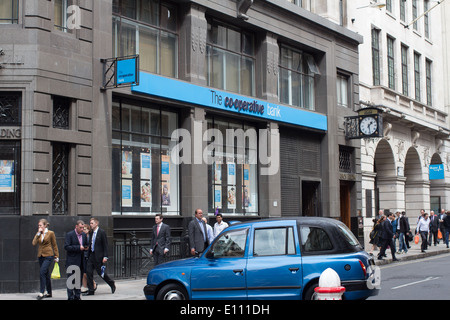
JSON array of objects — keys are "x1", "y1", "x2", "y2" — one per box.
[
  {"x1": 140, "y1": 181, "x2": 152, "y2": 207},
  {"x1": 214, "y1": 185, "x2": 222, "y2": 209},
  {"x1": 243, "y1": 164, "x2": 251, "y2": 208},
  {"x1": 161, "y1": 154, "x2": 170, "y2": 181},
  {"x1": 140, "y1": 152, "x2": 151, "y2": 180},
  {"x1": 0, "y1": 160, "x2": 14, "y2": 193},
  {"x1": 227, "y1": 163, "x2": 235, "y2": 185},
  {"x1": 214, "y1": 162, "x2": 222, "y2": 184},
  {"x1": 121, "y1": 179, "x2": 132, "y2": 207},
  {"x1": 161, "y1": 182, "x2": 171, "y2": 206},
  {"x1": 121, "y1": 150, "x2": 132, "y2": 179},
  {"x1": 227, "y1": 186, "x2": 236, "y2": 209}
]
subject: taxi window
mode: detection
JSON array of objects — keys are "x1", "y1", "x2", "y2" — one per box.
[
  {"x1": 210, "y1": 228, "x2": 248, "y2": 258},
  {"x1": 253, "y1": 227, "x2": 296, "y2": 256},
  {"x1": 300, "y1": 226, "x2": 333, "y2": 252}
]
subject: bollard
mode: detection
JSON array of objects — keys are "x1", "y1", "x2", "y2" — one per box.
[{"x1": 314, "y1": 268, "x2": 346, "y2": 300}]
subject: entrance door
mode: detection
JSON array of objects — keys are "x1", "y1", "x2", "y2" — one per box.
[
  {"x1": 302, "y1": 181, "x2": 320, "y2": 217},
  {"x1": 340, "y1": 181, "x2": 351, "y2": 228}
]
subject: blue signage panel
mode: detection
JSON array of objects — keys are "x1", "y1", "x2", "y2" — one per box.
[
  {"x1": 132, "y1": 72, "x2": 327, "y2": 131},
  {"x1": 429, "y1": 164, "x2": 445, "y2": 180},
  {"x1": 116, "y1": 57, "x2": 138, "y2": 86}
]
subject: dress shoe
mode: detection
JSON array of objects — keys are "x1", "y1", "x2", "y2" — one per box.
[
  {"x1": 111, "y1": 283, "x2": 116, "y2": 294},
  {"x1": 392, "y1": 258, "x2": 399, "y2": 261},
  {"x1": 83, "y1": 291, "x2": 95, "y2": 296}
]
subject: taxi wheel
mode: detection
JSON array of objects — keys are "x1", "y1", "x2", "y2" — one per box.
[{"x1": 156, "y1": 283, "x2": 188, "y2": 300}]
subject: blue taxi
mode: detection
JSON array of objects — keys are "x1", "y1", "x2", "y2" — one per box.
[{"x1": 144, "y1": 217, "x2": 379, "y2": 300}]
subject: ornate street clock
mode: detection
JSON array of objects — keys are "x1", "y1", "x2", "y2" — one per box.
[{"x1": 345, "y1": 106, "x2": 383, "y2": 139}]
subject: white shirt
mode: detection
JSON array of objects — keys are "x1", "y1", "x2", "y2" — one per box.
[
  {"x1": 416, "y1": 218, "x2": 430, "y2": 232},
  {"x1": 213, "y1": 221, "x2": 229, "y2": 238}
]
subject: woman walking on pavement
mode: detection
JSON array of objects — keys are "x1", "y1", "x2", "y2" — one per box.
[
  {"x1": 32, "y1": 219, "x2": 59, "y2": 300},
  {"x1": 416, "y1": 213, "x2": 431, "y2": 253}
]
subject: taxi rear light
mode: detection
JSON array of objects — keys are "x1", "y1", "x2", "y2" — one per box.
[{"x1": 359, "y1": 260, "x2": 367, "y2": 277}]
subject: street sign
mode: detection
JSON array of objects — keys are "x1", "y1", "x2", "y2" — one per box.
[{"x1": 101, "y1": 55, "x2": 139, "y2": 90}]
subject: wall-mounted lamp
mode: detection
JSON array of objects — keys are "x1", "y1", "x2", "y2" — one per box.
[{"x1": 357, "y1": 1, "x2": 386, "y2": 9}]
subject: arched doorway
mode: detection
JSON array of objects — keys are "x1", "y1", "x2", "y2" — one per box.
[
  {"x1": 404, "y1": 147, "x2": 427, "y2": 216},
  {"x1": 374, "y1": 140, "x2": 400, "y2": 212}
]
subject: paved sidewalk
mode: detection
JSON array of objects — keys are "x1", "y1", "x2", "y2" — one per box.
[
  {"x1": 0, "y1": 278, "x2": 147, "y2": 300},
  {"x1": 2, "y1": 240, "x2": 449, "y2": 300},
  {"x1": 372, "y1": 238, "x2": 450, "y2": 265}
]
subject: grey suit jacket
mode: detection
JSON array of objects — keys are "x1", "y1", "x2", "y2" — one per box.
[{"x1": 188, "y1": 218, "x2": 209, "y2": 253}]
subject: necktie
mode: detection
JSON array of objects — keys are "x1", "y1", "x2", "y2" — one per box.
[
  {"x1": 157, "y1": 224, "x2": 160, "y2": 236},
  {"x1": 91, "y1": 231, "x2": 97, "y2": 252}
]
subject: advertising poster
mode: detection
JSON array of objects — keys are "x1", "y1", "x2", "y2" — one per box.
[
  {"x1": 121, "y1": 179, "x2": 133, "y2": 207},
  {"x1": 227, "y1": 186, "x2": 236, "y2": 209},
  {"x1": 140, "y1": 181, "x2": 151, "y2": 207},
  {"x1": 161, "y1": 154, "x2": 170, "y2": 181},
  {"x1": 227, "y1": 162, "x2": 235, "y2": 185},
  {"x1": 214, "y1": 185, "x2": 222, "y2": 209},
  {"x1": 0, "y1": 160, "x2": 14, "y2": 193},
  {"x1": 121, "y1": 150, "x2": 132, "y2": 178},
  {"x1": 214, "y1": 162, "x2": 222, "y2": 184},
  {"x1": 243, "y1": 164, "x2": 251, "y2": 208},
  {"x1": 140, "y1": 152, "x2": 151, "y2": 180},
  {"x1": 161, "y1": 182, "x2": 171, "y2": 206}
]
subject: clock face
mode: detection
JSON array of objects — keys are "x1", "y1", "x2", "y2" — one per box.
[{"x1": 360, "y1": 116, "x2": 378, "y2": 135}]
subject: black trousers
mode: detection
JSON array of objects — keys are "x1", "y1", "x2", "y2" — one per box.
[
  {"x1": 378, "y1": 237, "x2": 396, "y2": 259},
  {"x1": 86, "y1": 255, "x2": 114, "y2": 292},
  {"x1": 420, "y1": 231, "x2": 429, "y2": 251}
]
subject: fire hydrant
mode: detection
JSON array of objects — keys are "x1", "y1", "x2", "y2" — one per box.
[{"x1": 314, "y1": 268, "x2": 346, "y2": 300}]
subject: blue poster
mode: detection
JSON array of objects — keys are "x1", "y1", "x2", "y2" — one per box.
[
  {"x1": 161, "y1": 161, "x2": 170, "y2": 175},
  {"x1": 429, "y1": 164, "x2": 444, "y2": 180}
]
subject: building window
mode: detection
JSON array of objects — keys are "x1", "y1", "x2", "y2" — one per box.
[
  {"x1": 401, "y1": 44, "x2": 409, "y2": 96},
  {"x1": 424, "y1": 0, "x2": 430, "y2": 39},
  {"x1": 113, "y1": 0, "x2": 178, "y2": 78},
  {"x1": 400, "y1": 0, "x2": 406, "y2": 22},
  {"x1": 0, "y1": 0, "x2": 18, "y2": 24},
  {"x1": 112, "y1": 99, "x2": 179, "y2": 215},
  {"x1": 53, "y1": 96, "x2": 71, "y2": 129},
  {"x1": 0, "y1": 92, "x2": 21, "y2": 125},
  {"x1": 426, "y1": 59, "x2": 432, "y2": 106},
  {"x1": 372, "y1": 28, "x2": 381, "y2": 86},
  {"x1": 279, "y1": 45, "x2": 318, "y2": 110},
  {"x1": 52, "y1": 143, "x2": 69, "y2": 215},
  {"x1": 386, "y1": 0, "x2": 392, "y2": 13},
  {"x1": 412, "y1": 0, "x2": 418, "y2": 31},
  {"x1": 387, "y1": 36, "x2": 395, "y2": 90},
  {"x1": 339, "y1": 146, "x2": 354, "y2": 173},
  {"x1": 0, "y1": 141, "x2": 20, "y2": 215},
  {"x1": 206, "y1": 20, "x2": 255, "y2": 96},
  {"x1": 206, "y1": 116, "x2": 259, "y2": 216},
  {"x1": 414, "y1": 52, "x2": 421, "y2": 101},
  {"x1": 336, "y1": 74, "x2": 349, "y2": 108},
  {"x1": 54, "y1": 0, "x2": 73, "y2": 32}
]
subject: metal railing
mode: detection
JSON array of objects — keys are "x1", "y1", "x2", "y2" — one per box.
[{"x1": 113, "y1": 238, "x2": 188, "y2": 279}]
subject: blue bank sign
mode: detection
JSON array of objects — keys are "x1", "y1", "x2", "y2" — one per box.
[
  {"x1": 429, "y1": 164, "x2": 445, "y2": 180},
  {"x1": 116, "y1": 56, "x2": 139, "y2": 86},
  {"x1": 132, "y1": 72, "x2": 327, "y2": 131}
]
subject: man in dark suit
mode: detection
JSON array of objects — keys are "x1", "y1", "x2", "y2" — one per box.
[
  {"x1": 188, "y1": 208, "x2": 209, "y2": 255},
  {"x1": 84, "y1": 218, "x2": 116, "y2": 296},
  {"x1": 150, "y1": 214, "x2": 171, "y2": 266},
  {"x1": 378, "y1": 212, "x2": 398, "y2": 261},
  {"x1": 64, "y1": 220, "x2": 88, "y2": 300},
  {"x1": 428, "y1": 211, "x2": 439, "y2": 246}
]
